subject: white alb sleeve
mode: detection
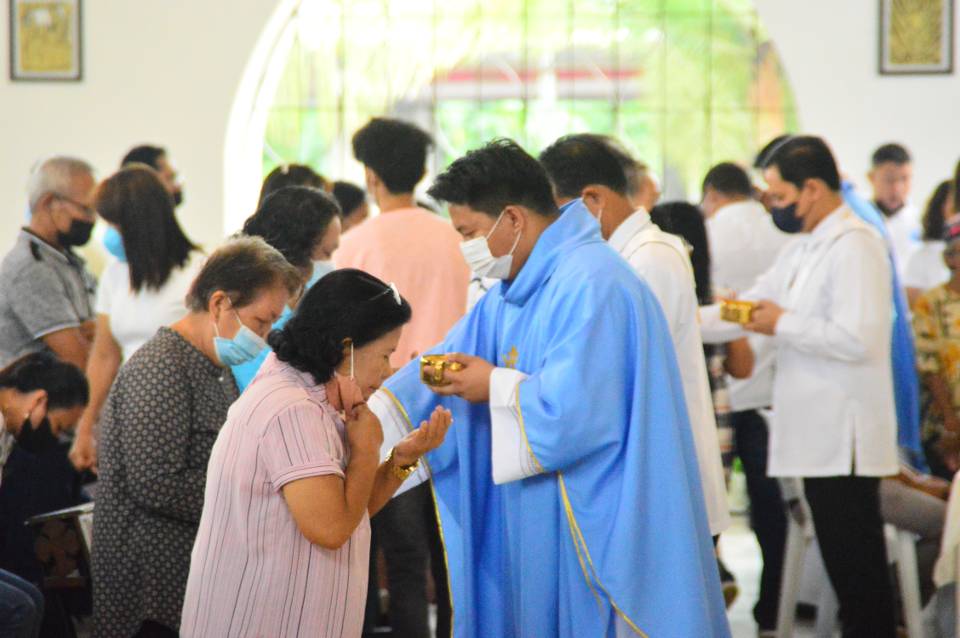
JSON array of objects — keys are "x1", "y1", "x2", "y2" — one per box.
[
  {"x1": 489, "y1": 367, "x2": 544, "y2": 485},
  {"x1": 368, "y1": 390, "x2": 431, "y2": 497}
]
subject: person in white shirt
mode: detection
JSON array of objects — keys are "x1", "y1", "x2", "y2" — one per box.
[
  {"x1": 68, "y1": 166, "x2": 203, "y2": 472},
  {"x1": 705, "y1": 136, "x2": 899, "y2": 638},
  {"x1": 903, "y1": 179, "x2": 954, "y2": 307},
  {"x1": 539, "y1": 133, "x2": 730, "y2": 539},
  {"x1": 700, "y1": 161, "x2": 793, "y2": 633},
  {"x1": 869, "y1": 143, "x2": 920, "y2": 275}
]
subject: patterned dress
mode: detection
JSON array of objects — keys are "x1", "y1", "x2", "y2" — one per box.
[
  {"x1": 913, "y1": 284, "x2": 960, "y2": 445},
  {"x1": 91, "y1": 328, "x2": 238, "y2": 637}
]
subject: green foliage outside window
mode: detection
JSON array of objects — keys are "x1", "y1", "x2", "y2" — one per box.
[{"x1": 262, "y1": 0, "x2": 798, "y2": 199}]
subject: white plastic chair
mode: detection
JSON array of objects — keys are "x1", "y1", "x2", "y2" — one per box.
[
  {"x1": 775, "y1": 498, "x2": 815, "y2": 638},
  {"x1": 776, "y1": 505, "x2": 924, "y2": 637}
]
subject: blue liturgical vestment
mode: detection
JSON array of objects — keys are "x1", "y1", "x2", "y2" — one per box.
[
  {"x1": 378, "y1": 201, "x2": 730, "y2": 637},
  {"x1": 842, "y1": 182, "x2": 923, "y2": 461}
]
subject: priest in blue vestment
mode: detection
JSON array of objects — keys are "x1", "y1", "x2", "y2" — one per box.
[{"x1": 369, "y1": 139, "x2": 730, "y2": 638}]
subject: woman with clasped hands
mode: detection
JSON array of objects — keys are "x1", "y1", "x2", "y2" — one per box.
[{"x1": 180, "y1": 269, "x2": 452, "y2": 638}]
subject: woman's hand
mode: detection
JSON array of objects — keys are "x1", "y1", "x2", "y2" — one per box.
[
  {"x1": 325, "y1": 374, "x2": 365, "y2": 415},
  {"x1": 432, "y1": 354, "x2": 494, "y2": 403},
  {"x1": 393, "y1": 406, "x2": 453, "y2": 467},
  {"x1": 345, "y1": 403, "x2": 383, "y2": 461}
]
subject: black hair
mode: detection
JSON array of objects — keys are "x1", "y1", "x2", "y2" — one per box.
[
  {"x1": 0, "y1": 352, "x2": 89, "y2": 410},
  {"x1": 753, "y1": 134, "x2": 791, "y2": 169},
  {"x1": 121, "y1": 145, "x2": 166, "y2": 170},
  {"x1": 352, "y1": 118, "x2": 433, "y2": 195},
  {"x1": 763, "y1": 135, "x2": 841, "y2": 192},
  {"x1": 922, "y1": 180, "x2": 953, "y2": 241},
  {"x1": 242, "y1": 186, "x2": 340, "y2": 271},
  {"x1": 96, "y1": 166, "x2": 199, "y2": 292},
  {"x1": 427, "y1": 138, "x2": 559, "y2": 217},
  {"x1": 649, "y1": 202, "x2": 712, "y2": 305},
  {"x1": 702, "y1": 162, "x2": 753, "y2": 197},
  {"x1": 258, "y1": 164, "x2": 326, "y2": 207},
  {"x1": 268, "y1": 269, "x2": 412, "y2": 383},
  {"x1": 872, "y1": 143, "x2": 911, "y2": 167},
  {"x1": 331, "y1": 181, "x2": 366, "y2": 217},
  {"x1": 539, "y1": 134, "x2": 629, "y2": 199}
]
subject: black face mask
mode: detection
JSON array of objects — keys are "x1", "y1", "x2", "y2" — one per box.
[
  {"x1": 58, "y1": 218, "x2": 95, "y2": 247},
  {"x1": 172, "y1": 189, "x2": 184, "y2": 208},
  {"x1": 15, "y1": 418, "x2": 59, "y2": 455},
  {"x1": 771, "y1": 203, "x2": 804, "y2": 234}
]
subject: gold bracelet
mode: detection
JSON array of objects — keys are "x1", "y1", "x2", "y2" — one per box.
[{"x1": 385, "y1": 448, "x2": 419, "y2": 481}]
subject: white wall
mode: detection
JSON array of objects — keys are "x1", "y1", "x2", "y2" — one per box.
[
  {"x1": 0, "y1": 0, "x2": 277, "y2": 258},
  {"x1": 1, "y1": 0, "x2": 957, "y2": 264},
  {"x1": 756, "y1": 0, "x2": 960, "y2": 208}
]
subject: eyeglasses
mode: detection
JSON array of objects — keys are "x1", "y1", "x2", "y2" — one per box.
[{"x1": 53, "y1": 193, "x2": 97, "y2": 219}]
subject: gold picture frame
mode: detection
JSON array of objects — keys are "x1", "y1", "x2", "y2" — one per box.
[
  {"x1": 879, "y1": 0, "x2": 955, "y2": 75},
  {"x1": 9, "y1": 0, "x2": 82, "y2": 81}
]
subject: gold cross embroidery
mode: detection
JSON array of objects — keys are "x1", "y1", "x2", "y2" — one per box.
[{"x1": 502, "y1": 346, "x2": 519, "y2": 369}]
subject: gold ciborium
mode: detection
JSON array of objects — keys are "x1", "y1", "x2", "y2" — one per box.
[
  {"x1": 719, "y1": 299, "x2": 756, "y2": 324},
  {"x1": 420, "y1": 355, "x2": 465, "y2": 387}
]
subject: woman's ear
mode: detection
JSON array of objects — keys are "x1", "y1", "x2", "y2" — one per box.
[
  {"x1": 25, "y1": 389, "x2": 47, "y2": 427},
  {"x1": 208, "y1": 290, "x2": 230, "y2": 323}
]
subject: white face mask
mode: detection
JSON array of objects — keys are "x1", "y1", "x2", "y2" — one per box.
[{"x1": 459, "y1": 209, "x2": 522, "y2": 280}]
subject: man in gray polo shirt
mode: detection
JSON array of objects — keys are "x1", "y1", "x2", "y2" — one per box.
[{"x1": 0, "y1": 157, "x2": 98, "y2": 369}]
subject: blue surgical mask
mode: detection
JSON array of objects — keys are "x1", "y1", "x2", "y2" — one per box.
[
  {"x1": 102, "y1": 226, "x2": 127, "y2": 262},
  {"x1": 213, "y1": 311, "x2": 268, "y2": 366},
  {"x1": 306, "y1": 260, "x2": 334, "y2": 290}
]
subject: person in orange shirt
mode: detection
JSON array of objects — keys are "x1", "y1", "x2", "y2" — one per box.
[
  {"x1": 336, "y1": 118, "x2": 470, "y2": 368},
  {"x1": 334, "y1": 117, "x2": 469, "y2": 638}
]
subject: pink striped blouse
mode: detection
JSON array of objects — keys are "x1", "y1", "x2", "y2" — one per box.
[{"x1": 180, "y1": 354, "x2": 370, "y2": 637}]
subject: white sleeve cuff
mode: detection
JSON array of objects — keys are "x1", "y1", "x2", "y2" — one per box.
[
  {"x1": 489, "y1": 367, "x2": 543, "y2": 485},
  {"x1": 774, "y1": 311, "x2": 803, "y2": 342},
  {"x1": 368, "y1": 390, "x2": 431, "y2": 497}
]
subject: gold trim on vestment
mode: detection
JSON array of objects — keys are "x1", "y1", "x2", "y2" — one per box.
[
  {"x1": 558, "y1": 473, "x2": 649, "y2": 637},
  {"x1": 381, "y1": 388, "x2": 454, "y2": 638},
  {"x1": 515, "y1": 383, "x2": 545, "y2": 474}
]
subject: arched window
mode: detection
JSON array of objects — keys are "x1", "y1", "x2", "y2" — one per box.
[{"x1": 246, "y1": 0, "x2": 797, "y2": 210}]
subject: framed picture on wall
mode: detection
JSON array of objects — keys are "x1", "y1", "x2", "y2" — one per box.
[
  {"x1": 879, "y1": 0, "x2": 955, "y2": 74},
  {"x1": 8, "y1": 0, "x2": 83, "y2": 81}
]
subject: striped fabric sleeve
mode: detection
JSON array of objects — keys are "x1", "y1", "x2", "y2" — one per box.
[{"x1": 260, "y1": 400, "x2": 345, "y2": 491}]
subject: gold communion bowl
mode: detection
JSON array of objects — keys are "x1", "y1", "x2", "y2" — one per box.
[
  {"x1": 719, "y1": 299, "x2": 756, "y2": 324},
  {"x1": 420, "y1": 355, "x2": 465, "y2": 387}
]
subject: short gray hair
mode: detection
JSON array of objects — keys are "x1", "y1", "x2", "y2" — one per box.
[
  {"x1": 27, "y1": 156, "x2": 95, "y2": 210},
  {"x1": 625, "y1": 159, "x2": 650, "y2": 199},
  {"x1": 185, "y1": 236, "x2": 304, "y2": 313}
]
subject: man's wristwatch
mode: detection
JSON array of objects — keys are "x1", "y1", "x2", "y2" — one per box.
[{"x1": 385, "y1": 448, "x2": 419, "y2": 481}]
